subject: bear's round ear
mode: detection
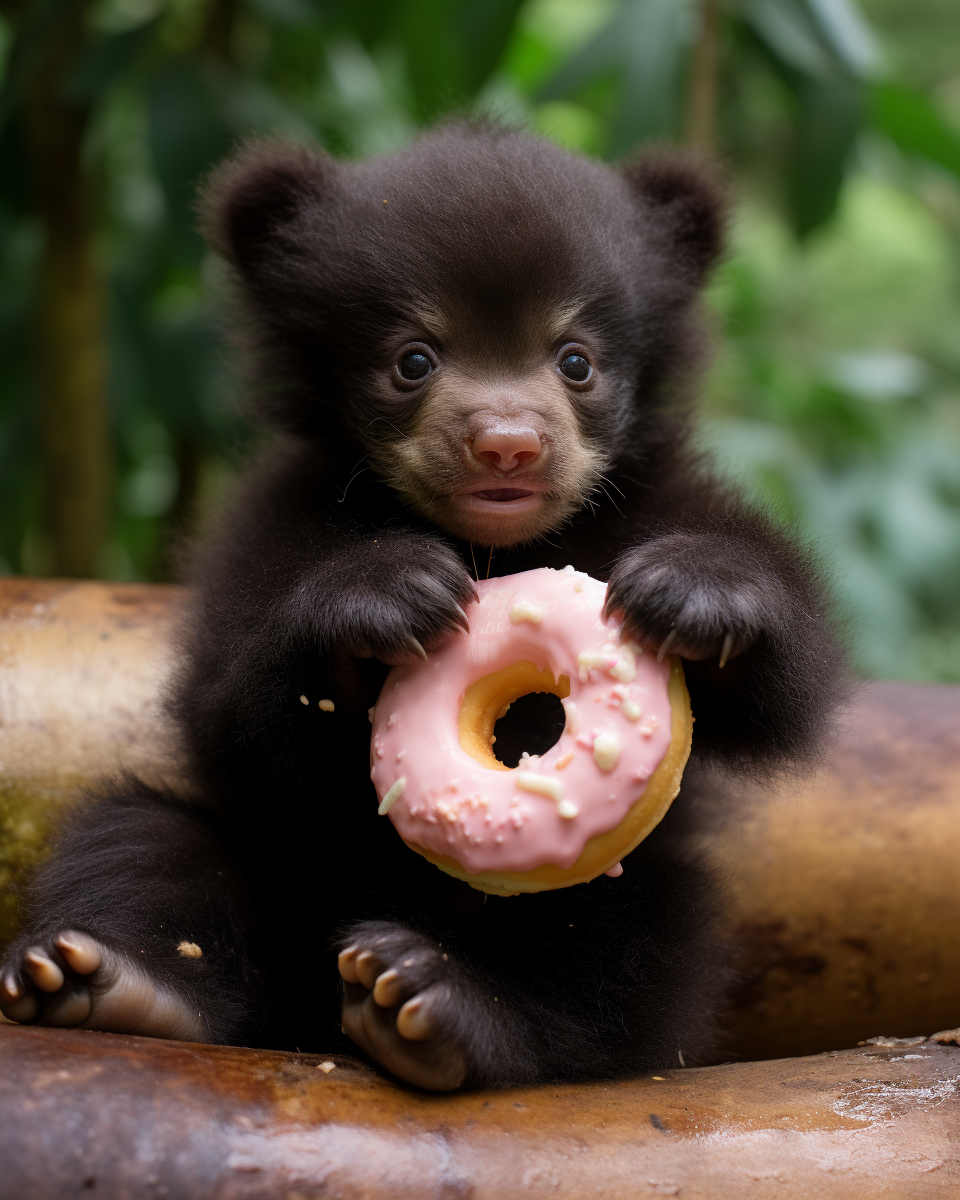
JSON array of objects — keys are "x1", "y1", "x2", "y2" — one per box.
[
  {"x1": 197, "y1": 138, "x2": 336, "y2": 268},
  {"x1": 621, "y1": 150, "x2": 727, "y2": 283}
]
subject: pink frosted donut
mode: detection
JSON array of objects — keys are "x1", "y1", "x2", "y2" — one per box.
[{"x1": 370, "y1": 567, "x2": 692, "y2": 895}]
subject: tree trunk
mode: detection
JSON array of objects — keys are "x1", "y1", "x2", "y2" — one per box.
[
  {"x1": 685, "y1": 0, "x2": 719, "y2": 150},
  {"x1": 24, "y1": 2, "x2": 109, "y2": 579}
]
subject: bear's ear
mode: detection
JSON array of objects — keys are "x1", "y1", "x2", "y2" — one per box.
[
  {"x1": 197, "y1": 138, "x2": 336, "y2": 269},
  {"x1": 621, "y1": 150, "x2": 727, "y2": 284}
]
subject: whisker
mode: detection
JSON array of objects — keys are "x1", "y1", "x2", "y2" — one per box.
[
  {"x1": 364, "y1": 416, "x2": 406, "y2": 439},
  {"x1": 598, "y1": 473, "x2": 626, "y2": 498},
  {"x1": 597, "y1": 483, "x2": 624, "y2": 518},
  {"x1": 337, "y1": 459, "x2": 370, "y2": 504}
]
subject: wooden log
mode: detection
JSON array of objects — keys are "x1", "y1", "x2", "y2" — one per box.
[
  {"x1": 1, "y1": 576, "x2": 959, "y2": 1060},
  {"x1": 1, "y1": 1023, "x2": 958, "y2": 1198}
]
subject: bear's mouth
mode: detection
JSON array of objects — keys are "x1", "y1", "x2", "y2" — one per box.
[{"x1": 472, "y1": 488, "x2": 535, "y2": 502}]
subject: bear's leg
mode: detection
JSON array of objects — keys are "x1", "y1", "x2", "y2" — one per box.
[
  {"x1": 337, "y1": 833, "x2": 723, "y2": 1090},
  {"x1": 0, "y1": 784, "x2": 253, "y2": 1044},
  {"x1": 338, "y1": 920, "x2": 534, "y2": 1091}
]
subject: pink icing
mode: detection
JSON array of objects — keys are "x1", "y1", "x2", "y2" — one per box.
[{"x1": 370, "y1": 567, "x2": 674, "y2": 876}]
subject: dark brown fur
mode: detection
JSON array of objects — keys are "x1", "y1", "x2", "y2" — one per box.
[{"x1": 1, "y1": 125, "x2": 842, "y2": 1087}]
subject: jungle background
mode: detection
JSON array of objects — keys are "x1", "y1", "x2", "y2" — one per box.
[{"x1": 0, "y1": 0, "x2": 958, "y2": 682}]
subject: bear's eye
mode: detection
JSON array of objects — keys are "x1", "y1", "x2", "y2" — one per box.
[
  {"x1": 398, "y1": 352, "x2": 433, "y2": 382},
  {"x1": 559, "y1": 353, "x2": 592, "y2": 383}
]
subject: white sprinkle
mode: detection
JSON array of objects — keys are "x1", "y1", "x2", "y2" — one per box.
[
  {"x1": 593, "y1": 731, "x2": 620, "y2": 772},
  {"x1": 386, "y1": 713, "x2": 397, "y2": 728},
  {"x1": 367, "y1": 707, "x2": 375, "y2": 723},
  {"x1": 605, "y1": 862, "x2": 623, "y2": 878},
  {"x1": 577, "y1": 650, "x2": 607, "y2": 682},
  {"x1": 509, "y1": 600, "x2": 544, "y2": 625},
  {"x1": 562, "y1": 564, "x2": 576, "y2": 574},
  {"x1": 318, "y1": 699, "x2": 335, "y2": 712},
  {"x1": 611, "y1": 685, "x2": 643, "y2": 720},
  {"x1": 563, "y1": 700, "x2": 579, "y2": 736},
  {"x1": 378, "y1": 777, "x2": 407, "y2": 815},
  {"x1": 608, "y1": 655, "x2": 637, "y2": 683},
  {"x1": 516, "y1": 772, "x2": 563, "y2": 802},
  {"x1": 300, "y1": 695, "x2": 309, "y2": 706},
  {"x1": 318, "y1": 1061, "x2": 336, "y2": 1073},
  {"x1": 557, "y1": 799, "x2": 579, "y2": 819},
  {"x1": 517, "y1": 751, "x2": 540, "y2": 770}
]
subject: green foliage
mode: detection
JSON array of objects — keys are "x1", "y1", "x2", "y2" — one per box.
[{"x1": 0, "y1": 0, "x2": 958, "y2": 680}]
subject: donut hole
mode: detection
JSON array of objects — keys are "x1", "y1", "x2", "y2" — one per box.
[
  {"x1": 491, "y1": 691, "x2": 567, "y2": 768},
  {"x1": 459, "y1": 661, "x2": 570, "y2": 771}
]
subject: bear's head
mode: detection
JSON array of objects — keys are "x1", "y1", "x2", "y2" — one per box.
[{"x1": 200, "y1": 124, "x2": 725, "y2": 547}]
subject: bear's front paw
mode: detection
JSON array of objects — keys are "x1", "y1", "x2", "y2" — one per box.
[
  {"x1": 330, "y1": 540, "x2": 477, "y2": 665},
  {"x1": 337, "y1": 923, "x2": 474, "y2": 1091},
  {"x1": 605, "y1": 534, "x2": 782, "y2": 665},
  {"x1": 0, "y1": 930, "x2": 205, "y2": 1041}
]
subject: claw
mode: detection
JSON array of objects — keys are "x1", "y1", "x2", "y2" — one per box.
[
  {"x1": 55, "y1": 931, "x2": 102, "y2": 976},
  {"x1": 1, "y1": 973, "x2": 22, "y2": 1001},
  {"x1": 718, "y1": 631, "x2": 735, "y2": 669},
  {"x1": 396, "y1": 996, "x2": 434, "y2": 1041},
  {"x1": 337, "y1": 945, "x2": 362, "y2": 984},
  {"x1": 405, "y1": 636, "x2": 428, "y2": 662},
  {"x1": 656, "y1": 629, "x2": 678, "y2": 664},
  {"x1": 23, "y1": 948, "x2": 64, "y2": 993},
  {"x1": 453, "y1": 605, "x2": 470, "y2": 632}
]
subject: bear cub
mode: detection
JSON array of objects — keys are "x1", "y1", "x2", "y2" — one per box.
[{"x1": 0, "y1": 125, "x2": 841, "y2": 1090}]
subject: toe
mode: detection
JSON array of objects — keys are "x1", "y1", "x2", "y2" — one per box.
[
  {"x1": 355, "y1": 950, "x2": 385, "y2": 991},
  {"x1": 372, "y1": 968, "x2": 403, "y2": 1008},
  {"x1": 393, "y1": 993, "x2": 434, "y2": 1041},
  {"x1": 0, "y1": 972, "x2": 39, "y2": 1023},
  {"x1": 40, "y1": 979, "x2": 93, "y2": 1028},
  {"x1": 337, "y1": 945, "x2": 362, "y2": 984},
  {"x1": 55, "y1": 931, "x2": 102, "y2": 976},
  {"x1": 22, "y1": 948, "x2": 65, "y2": 993},
  {"x1": 361, "y1": 993, "x2": 466, "y2": 1091}
]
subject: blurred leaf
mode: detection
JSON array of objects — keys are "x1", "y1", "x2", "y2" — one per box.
[
  {"x1": 146, "y1": 59, "x2": 233, "y2": 261},
  {"x1": 786, "y1": 73, "x2": 863, "y2": 236},
  {"x1": 743, "y1": 0, "x2": 837, "y2": 77},
  {"x1": 397, "y1": 0, "x2": 527, "y2": 119},
  {"x1": 64, "y1": 18, "x2": 156, "y2": 103},
  {"x1": 244, "y1": 0, "x2": 316, "y2": 26},
  {"x1": 870, "y1": 82, "x2": 960, "y2": 180},
  {"x1": 454, "y1": 0, "x2": 528, "y2": 95},
  {"x1": 539, "y1": 0, "x2": 695, "y2": 153},
  {"x1": 803, "y1": 0, "x2": 879, "y2": 77}
]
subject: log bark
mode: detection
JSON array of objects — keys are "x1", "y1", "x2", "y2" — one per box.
[{"x1": 0, "y1": 1024, "x2": 957, "y2": 1198}]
